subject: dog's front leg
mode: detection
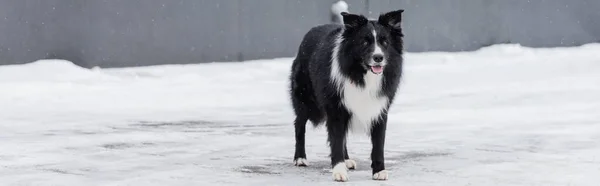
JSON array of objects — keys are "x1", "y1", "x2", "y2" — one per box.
[
  {"x1": 327, "y1": 113, "x2": 350, "y2": 182},
  {"x1": 371, "y1": 113, "x2": 388, "y2": 180}
]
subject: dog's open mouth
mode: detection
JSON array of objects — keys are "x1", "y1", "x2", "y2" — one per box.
[{"x1": 370, "y1": 65, "x2": 384, "y2": 74}]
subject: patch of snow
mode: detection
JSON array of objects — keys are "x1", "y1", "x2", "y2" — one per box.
[{"x1": 1, "y1": 44, "x2": 600, "y2": 185}]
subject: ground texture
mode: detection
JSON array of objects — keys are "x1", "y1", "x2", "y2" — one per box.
[{"x1": 1, "y1": 44, "x2": 599, "y2": 185}]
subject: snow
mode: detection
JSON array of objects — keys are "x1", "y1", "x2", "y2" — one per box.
[{"x1": 1, "y1": 44, "x2": 600, "y2": 185}]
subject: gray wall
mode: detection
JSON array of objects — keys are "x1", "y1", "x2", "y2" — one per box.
[{"x1": 1, "y1": 0, "x2": 599, "y2": 68}]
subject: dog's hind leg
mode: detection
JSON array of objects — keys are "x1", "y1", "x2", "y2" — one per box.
[
  {"x1": 327, "y1": 111, "x2": 350, "y2": 181},
  {"x1": 293, "y1": 115, "x2": 308, "y2": 166},
  {"x1": 343, "y1": 140, "x2": 356, "y2": 170}
]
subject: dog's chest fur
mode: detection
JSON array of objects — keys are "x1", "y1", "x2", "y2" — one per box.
[{"x1": 340, "y1": 73, "x2": 388, "y2": 133}]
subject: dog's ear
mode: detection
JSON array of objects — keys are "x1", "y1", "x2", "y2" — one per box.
[
  {"x1": 378, "y1": 9, "x2": 404, "y2": 35},
  {"x1": 341, "y1": 12, "x2": 368, "y2": 29}
]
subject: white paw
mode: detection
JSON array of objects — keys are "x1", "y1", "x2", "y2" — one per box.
[
  {"x1": 372, "y1": 170, "x2": 388, "y2": 181},
  {"x1": 345, "y1": 159, "x2": 357, "y2": 169},
  {"x1": 294, "y1": 158, "x2": 308, "y2": 166},
  {"x1": 332, "y1": 162, "x2": 349, "y2": 182}
]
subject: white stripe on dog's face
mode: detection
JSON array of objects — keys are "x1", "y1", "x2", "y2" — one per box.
[
  {"x1": 371, "y1": 30, "x2": 386, "y2": 66},
  {"x1": 372, "y1": 30, "x2": 383, "y2": 55}
]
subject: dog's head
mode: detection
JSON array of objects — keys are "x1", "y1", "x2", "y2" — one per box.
[{"x1": 339, "y1": 10, "x2": 404, "y2": 75}]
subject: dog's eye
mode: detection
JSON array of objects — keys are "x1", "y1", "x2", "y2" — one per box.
[
  {"x1": 363, "y1": 36, "x2": 372, "y2": 46},
  {"x1": 380, "y1": 38, "x2": 388, "y2": 46}
]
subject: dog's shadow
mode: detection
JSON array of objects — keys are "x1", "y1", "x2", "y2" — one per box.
[
  {"x1": 236, "y1": 159, "x2": 371, "y2": 176},
  {"x1": 235, "y1": 151, "x2": 452, "y2": 176},
  {"x1": 237, "y1": 158, "x2": 387, "y2": 177}
]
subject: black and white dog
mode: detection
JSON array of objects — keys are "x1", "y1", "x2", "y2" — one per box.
[{"x1": 289, "y1": 10, "x2": 404, "y2": 182}]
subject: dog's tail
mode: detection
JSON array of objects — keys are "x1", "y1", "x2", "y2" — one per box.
[{"x1": 331, "y1": 0, "x2": 349, "y2": 24}]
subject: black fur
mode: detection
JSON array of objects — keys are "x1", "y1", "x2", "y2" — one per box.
[{"x1": 289, "y1": 10, "x2": 404, "y2": 180}]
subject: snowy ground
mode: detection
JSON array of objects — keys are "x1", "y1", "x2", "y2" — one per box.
[{"x1": 1, "y1": 44, "x2": 599, "y2": 185}]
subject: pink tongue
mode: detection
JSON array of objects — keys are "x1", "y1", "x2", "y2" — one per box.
[{"x1": 371, "y1": 66, "x2": 384, "y2": 73}]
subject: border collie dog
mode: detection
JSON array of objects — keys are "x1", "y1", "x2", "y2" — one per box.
[{"x1": 289, "y1": 10, "x2": 404, "y2": 182}]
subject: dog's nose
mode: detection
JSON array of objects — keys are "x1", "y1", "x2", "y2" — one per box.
[{"x1": 373, "y1": 54, "x2": 384, "y2": 63}]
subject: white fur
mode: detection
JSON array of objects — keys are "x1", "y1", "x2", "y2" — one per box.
[
  {"x1": 331, "y1": 1, "x2": 349, "y2": 24},
  {"x1": 371, "y1": 30, "x2": 387, "y2": 66},
  {"x1": 330, "y1": 31, "x2": 389, "y2": 134},
  {"x1": 332, "y1": 162, "x2": 349, "y2": 181},
  {"x1": 331, "y1": 1, "x2": 349, "y2": 17},
  {"x1": 294, "y1": 158, "x2": 308, "y2": 166},
  {"x1": 345, "y1": 159, "x2": 357, "y2": 169},
  {"x1": 330, "y1": 32, "x2": 345, "y2": 91},
  {"x1": 372, "y1": 30, "x2": 384, "y2": 56},
  {"x1": 372, "y1": 170, "x2": 388, "y2": 180},
  {"x1": 344, "y1": 72, "x2": 388, "y2": 133}
]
